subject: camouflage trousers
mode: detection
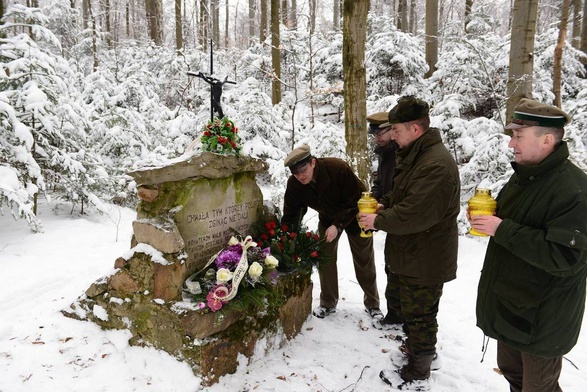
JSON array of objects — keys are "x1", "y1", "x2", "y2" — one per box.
[{"x1": 391, "y1": 275, "x2": 443, "y2": 354}]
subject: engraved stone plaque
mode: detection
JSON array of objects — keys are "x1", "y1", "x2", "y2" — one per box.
[{"x1": 173, "y1": 172, "x2": 263, "y2": 273}]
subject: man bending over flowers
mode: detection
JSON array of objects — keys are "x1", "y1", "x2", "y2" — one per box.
[{"x1": 282, "y1": 145, "x2": 382, "y2": 319}]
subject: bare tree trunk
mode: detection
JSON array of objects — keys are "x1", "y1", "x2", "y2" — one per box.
[
  {"x1": 175, "y1": 0, "x2": 183, "y2": 52},
  {"x1": 99, "y1": 0, "x2": 112, "y2": 48},
  {"x1": 0, "y1": 0, "x2": 5, "y2": 38},
  {"x1": 89, "y1": 0, "x2": 98, "y2": 71},
  {"x1": 271, "y1": 0, "x2": 282, "y2": 105},
  {"x1": 309, "y1": 0, "x2": 316, "y2": 34},
  {"x1": 225, "y1": 0, "x2": 229, "y2": 47},
  {"x1": 249, "y1": 0, "x2": 256, "y2": 42},
  {"x1": 290, "y1": 0, "x2": 297, "y2": 29},
  {"x1": 581, "y1": 0, "x2": 587, "y2": 58},
  {"x1": 308, "y1": 25, "x2": 315, "y2": 127},
  {"x1": 82, "y1": 0, "x2": 89, "y2": 30},
  {"x1": 506, "y1": 0, "x2": 539, "y2": 129},
  {"x1": 343, "y1": 0, "x2": 370, "y2": 183},
  {"x1": 281, "y1": 0, "x2": 288, "y2": 25},
  {"x1": 409, "y1": 0, "x2": 417, "y2": 34},
  {"x1": 465, "y1": 0, "x2": 473, "y2": 32},
  {"x1": 125, "y1": 0, "x2": 130, "y2": 39},
  {"x1": 260, "y1": 0, "x2": 268, "y2": 42},
  {"x1": 571, "y1": 0, "x2": 581, "y2": 48},
  {"x1": 397, "y1": 0, "x2": 408, "y2": 32},
  {"x1": 200, "y1": 0, "x2": 209, "y2": 47},
  {"x1": 554, "y1": 0, "x2": 571, "y2": 108},
  {"x1": 333, "y1": 0, "x2": 340, "y2": 29},
  {"x1": 211, "y1": 0, "x2": 219, "y2": 45},
  {"x1": 146, "y1": 0, "x2": 164, "y2": 45},
  {"x1": 425, "y1": 0, "x2": 438, "y2": 78}
]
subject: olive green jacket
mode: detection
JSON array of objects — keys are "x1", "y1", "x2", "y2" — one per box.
[
  {"x1": 282, "y1": 157, "x2": 366, "y2": 236},
  {"x1": 374, "y1": 128, "x2": 460, "y2": 285},
  {"x1": 476, "y1": 142, "x2": 587, "y2": 357}
]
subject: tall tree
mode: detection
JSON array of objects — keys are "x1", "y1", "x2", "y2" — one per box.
[
  {"x1": 0, "y1": 0, "x2": 5, "y2": 39},
  {"x1": 281, "y1": 0, "x2": 288, "y2": 25},
  {"x1": 211, "y1": 0, "x2": 219, "y2": 45},
  {"x1": 465, "y1": 0, "x2": 474, "y2": 32},
  {"x1": 290, "y1": 0, "x2": 297, "y2": 29},
  {"x1": 260, "y1": 0, "x2": 268, "y2": 42},
  {"x1": 571, "y1": 0, "x2": 581, "y2": 48},
  {"x1": 554, "y1": 0, "x2": 571, "y2": 108},
  {"x1": 333, "y1": 0, "x2": 340, "y2": 29},
  {"x1": 581, "y1": 0, "x2": 587, "y2": 58},
  {"x1": 409, "y1": 0, "x2": 416, "y2": 34},
  {"x1": 249, "y1": 0, "x2": 256, "y2": 42},
  {"x1": 89, "y1": 0, "x2": 98, "y2": 70},
  {"x1": 505, "y1": 0, "x2": 538, "y2": 125},
  {"x1": 224, "y1": 0, "x2": 229, "y2": 47},
  {"x1": 425, "y1": 0, "x2": 438, "y2": 78},
  {"x1": 103, "y1": 0, "x2": 112, "y2": 48},
  {"x1": 125, "y1": 0, "x2": 130, "y2": 39},
  {"x1": 397, "y1": 0, "x2": 408, "y2": 32},
  {"x1": 199, "y1": 0, "x2": 209, "y2": 47},
  {"x1": 309, "y1": 0, "x2": 316, "y2": 33},
  {"x1": 146, "y1": 0, "x2": 163, "y2": 45},
  {"x1": 175, "y1": 0, "x2": 183, "y2": 52},
  {"x1": 82, "y1": 0, "x2": 89, "y2": 29},
  {"x1": 271, "y1": 0, "x2": 281, "y2": 104},
  {"x1": 343, "y1": 0, "x2": 370, "y2": 183}
]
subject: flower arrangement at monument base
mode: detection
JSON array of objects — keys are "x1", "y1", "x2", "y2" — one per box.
[
  {"x1": 182, "y1": 235, "x2": 279, "y2": 313},
  {"x1": 201, "y1": 117, "x2": 242, "y2": 156},
  {"x1": 255, "y1": 220, "x2": 328, "y2": 272},
  {"x1": 182, "y1": 220, "x2": 328, "y2": 315}
]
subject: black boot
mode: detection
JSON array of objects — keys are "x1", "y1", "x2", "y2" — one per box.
[{"x1": 399, "y1": 350, "x2": 435, "y2": 381}]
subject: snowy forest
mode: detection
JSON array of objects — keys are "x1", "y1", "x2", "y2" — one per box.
[{"x1": 2, "y1": 0, "x2": 587, "y2": 234}]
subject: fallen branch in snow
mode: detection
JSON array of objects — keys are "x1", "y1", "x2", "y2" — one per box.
[{"x1": 339, "y1": 365, "x2": 370, "y2": 392}]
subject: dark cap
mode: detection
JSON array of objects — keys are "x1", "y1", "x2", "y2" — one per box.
[
  {"x1": 367, "y1": 111, "x2": 389, "y2": 134},
  {"x1": 284, "y1": 145, "x2": 312, "y2": 169},
  {"x1": 505, "y1": 98, "x2": 571, "y2": 130},
  {"x1": 380, "y1": 96, "x2": 430, "y2": 128}
]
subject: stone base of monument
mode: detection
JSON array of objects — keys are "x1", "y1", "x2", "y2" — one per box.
[
  {"x1": 62, "y1": 248, "x2": 313, "y2": 386},
  {"x1": 61, "y1": 152, "x2": 314, "y2": 385}
]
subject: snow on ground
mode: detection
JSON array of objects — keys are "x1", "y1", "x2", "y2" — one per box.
[{"x1": 1, "y1": 201, "x2": 586, "y2": 391}]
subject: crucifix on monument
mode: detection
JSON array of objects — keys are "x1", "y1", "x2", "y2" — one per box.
[{"x1": 188, "y1": 40, "x2": 237, "y2": 121}]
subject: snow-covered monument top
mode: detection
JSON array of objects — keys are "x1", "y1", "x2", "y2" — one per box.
[{"x1": 129, "y1": 151, "x2": 268, "y2": 276}]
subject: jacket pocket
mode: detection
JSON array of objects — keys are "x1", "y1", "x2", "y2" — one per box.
[
  {"x1": 546, "y1": 226, "x2": 587, "y2": 250},
  {"x1": 493, "y1": 280, "x2": 542, "y2": 345}
]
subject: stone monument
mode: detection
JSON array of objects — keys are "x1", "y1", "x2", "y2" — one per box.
[{"x1": 63, "y1": 152, "x2": 313, "y2": 386}]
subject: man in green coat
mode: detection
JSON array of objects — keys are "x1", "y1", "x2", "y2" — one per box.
[
  {"x1": 367, "y1": 111, "x2": 402, "y2": 330},
  {"x1": 359, "y1": 96, "x2": 460, "y2": 384},
  {"x1": 470, "y1": 98, "x2": 587, "y2": 392}
]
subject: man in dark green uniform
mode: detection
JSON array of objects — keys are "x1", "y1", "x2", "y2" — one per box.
[
  {"x1": 471, "y1": 98, "x2": 587, "y2": 392},
  {"x1": 359, "y1": 96, "x2": 460, "y2": 384},
  {"x1": 367, "y1": 112, "x2": 402, "y2": 330}
]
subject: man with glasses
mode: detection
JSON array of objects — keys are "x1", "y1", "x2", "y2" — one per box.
[
  {"x1": 367, "y1": 112, "x2": 402, "y2": 331},
  {"x1": 367, "y1": 111, "x2": 397, "y2": 201},
  {"x1": 282, "y1": 145, "x2": 382, "y2": 320},
  {"x1": 359, "y1": 96, "x2": 460, "y2": 385}
]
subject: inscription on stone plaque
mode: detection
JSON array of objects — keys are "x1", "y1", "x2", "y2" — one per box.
[{"x1": 174, "y1": 172, "x2": 263, "y2": 272}]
